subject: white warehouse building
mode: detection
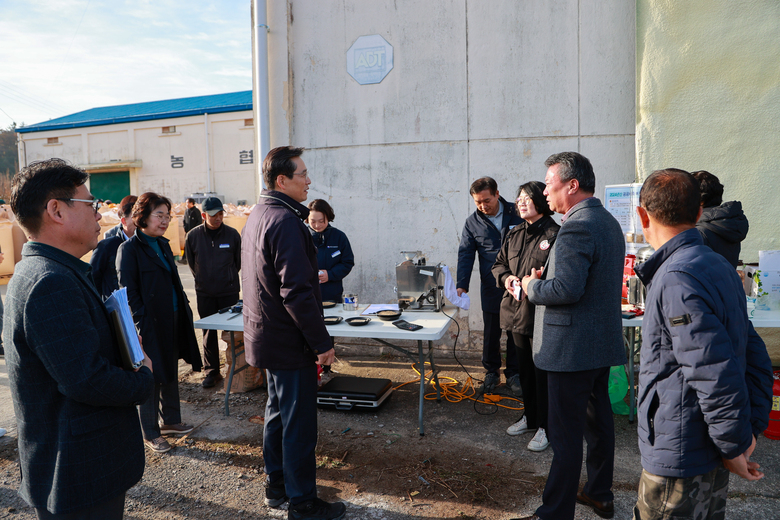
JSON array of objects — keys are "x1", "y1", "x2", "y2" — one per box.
[{"x1": 15, "y1": 91, "x2": 256, "y2": 204}]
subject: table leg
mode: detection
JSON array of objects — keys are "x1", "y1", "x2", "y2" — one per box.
[
  {"x1": 418, "y1": 340, "x2": 425, "y2": 436},
  {"x1": 427, "y1": 340, "x2": 441, "y2": 402},
  {"x1": 628, "y1": 326, "x2": 636, "y2": 423},
  {"x1": 225, "y1": 331, "x2": 236, "y2": 416}
]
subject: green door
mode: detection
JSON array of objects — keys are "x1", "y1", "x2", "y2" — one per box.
[{"x1": 90, "y1": 171, "x2": 130, "y2": 203}]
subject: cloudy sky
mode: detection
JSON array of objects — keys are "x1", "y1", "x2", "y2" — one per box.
[{"x1": 0, "y1": 0, "x2": 253, "y2": 128}]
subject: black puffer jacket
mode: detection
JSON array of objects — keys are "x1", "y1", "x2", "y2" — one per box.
[
  {"x1": 695, "y1": 201, "x2": 748, "y2": 268},
  {"x1": 492, "y1": 216, "x2": 559, "y2": 335}
]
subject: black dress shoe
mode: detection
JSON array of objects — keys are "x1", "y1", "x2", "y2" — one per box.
[
  {"x1": 576, "y1": 491, "x2": 614, "y2": 519},
  {"x1": 202, "y1": 372, "x2": 223, "y2": 388}
]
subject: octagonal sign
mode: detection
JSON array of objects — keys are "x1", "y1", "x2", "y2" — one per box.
[{"x1": 347, "y1": 35, "x2": 393, "y2": 85}]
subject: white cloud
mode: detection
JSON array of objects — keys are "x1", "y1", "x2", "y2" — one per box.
[{"x1": 0, "y1": 0, "x2": 252, "y2": 127}]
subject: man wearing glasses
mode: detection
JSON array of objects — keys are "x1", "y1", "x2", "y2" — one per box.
[
  {"x1": 4, "y1": 159, "x2": 154, "y2": 519},
  {"x1": 242, "y1": 146, "x2": 345, "y2": 520}
]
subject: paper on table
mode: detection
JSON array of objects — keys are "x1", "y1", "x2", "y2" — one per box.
[
  {"x1": 759, "y1": 250, "x2": 780, "y2": 270},
  {"x1": 105, "y1": 288, "x2": 144, "y2": 369},
  {"x1": 362, "y1": 304, "x2": 400, "y2": 315}
]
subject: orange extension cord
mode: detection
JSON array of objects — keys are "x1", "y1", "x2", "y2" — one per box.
[{"x1": 393, "y1": 362, "x2": 525, "y2": 411}]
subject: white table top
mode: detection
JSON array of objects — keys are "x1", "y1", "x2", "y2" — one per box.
[
  {"x1": 194, "y1": 305, "x2": 458, "y2": 341},
  {"x1": 621, "y1": 302, "x2": 780, "y2": 328}
]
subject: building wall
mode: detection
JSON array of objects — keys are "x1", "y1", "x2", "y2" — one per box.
[
  {"x1": 18, "y1": 110, "x2": 256, "y2": 204},
  {"x1": 266, "y1": 0, "x2": 636, "y2": 347},
  {"x1": 636, "y1": 0, "x2": 780, "y2": 261},
  {"x1": 636, "y1": 0, "x2": 780, "y2": 364}
]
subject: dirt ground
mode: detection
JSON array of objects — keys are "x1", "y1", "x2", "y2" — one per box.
[{"x1": 2, "y1": 349, "x2": 779, "y2": 519}]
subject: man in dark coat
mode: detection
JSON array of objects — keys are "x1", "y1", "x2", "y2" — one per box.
[
  {"x1": 179, "y1": 197, "x2": 203, "y2": 264},
  {"x1": 242, "y1": 146, "x2": 346, "y2": 520},
  {"x1": 518, "y1": 152, "x2": 626, "y2": 520},
  {"x1": 691, "y1": 170, "x2": 749, "y2": 268},
  {"x1": 4, "y1": 159, "x2": 154, "y2": 519},
  {"x1": 185, "y1": 196, "x2": 241, "y2": 388},
  {"x1": 633, "y1": 169, "x2": 773, "y2": 519},
  {"x1": 183, "y1": 197, "x2": 203, "y2": 233},
  {"x1": 90, "y1": 194, "x2": 137, "y2": 299},
  {"x1": 457, "y1": 177, "x2": 523, "y2": 395}
]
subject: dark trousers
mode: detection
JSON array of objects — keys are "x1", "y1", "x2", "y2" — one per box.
[
  {"x1": 36, "y1": 492, "x2": 125, "y2": 520},
  {"x1": 138, "y1": 314, "x2": 183, "y2": 440},
  {"x1": 512, "y1": 333, "x2": 548, "y2": 430},
  {"x1": 264, "y1": 365, "x2": 318, "y2": 505},
  {"x1": 537, "y1": 367, "x2": 614, "y2": 520},
  {"x1": 482, "y1": 310, "x2": 519, "y2": 377},
  {"x1": 196, "y1": 292, "x2": 240, "y2": 375},
  {"x1": 138, "y1": 380, "x2": 182, "y2": 440}
]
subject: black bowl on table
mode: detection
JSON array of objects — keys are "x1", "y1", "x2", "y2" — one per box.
[
  {"x1": 377, "y1": 310, "x2": 402, "y2": 321},
  {"x1": 345, "y1": 317, "x2": 371, "y2": 326},
  {"x1": 323, "y1": 316, "x2": 343, "y2": 325},
  {"x1": 322, "y1": 301, "x2": 337, "y2": 309}
]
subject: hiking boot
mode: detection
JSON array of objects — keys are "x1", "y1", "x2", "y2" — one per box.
[
  {"x1": 527, "y1": 427, "x2": 550, "y2": 452},
  {"x1": 506, "y1": 374, "x2": 523, "y2": 397},
  {"x1": 160, "y1": 423, "x2": 194, "y2": 435},
  {"x1": 264, "y1": 480, "x2": 288, "y2": 508},
  {"x1": 202, "y1": 372, "x2": 223, "y2": 388},
  {"x1": 144, "y1": 436, "x2": 171, "y2": 453},
  {"x1": 506, "y1": 416, "x2": 531, "y2": 436},
  {"x1": 288, "y1": 498, "x2": 346, "y2": 520},
  {"x1": 477, "y1": 372, "x2": 499, "y2": 394}
]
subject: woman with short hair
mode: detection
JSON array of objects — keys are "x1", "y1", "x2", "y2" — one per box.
[
  {"x1": 117, "y1": 192, "x2": 202, "y2": 453},
  {"x1": 306, "y1": 199, "x2": 355, "y2": 303},
  {"x1": 492, "y1": 180, "x2": 559, "y2": 452}
]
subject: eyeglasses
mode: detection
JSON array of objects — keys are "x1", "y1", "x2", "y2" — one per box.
[
  {"x1": 516, "y1": 197, "x2": 532, "y2": 206},
  {"x1": 150, "y1": 212, "x2": 172, "y2": 222},
  {"x1": 292, "y1": 171, "x2": 310, "y2": 180},
  {"x1": 57, "y1": 198, "x2": 102, "y2": 214}
]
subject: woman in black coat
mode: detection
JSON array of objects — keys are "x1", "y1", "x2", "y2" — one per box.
[
  {"x1": 117, "y1": 192, "x2": 202, "y2": 454},
  {"x1": 491, "y1": 181, "x2": 559, "y2": 452},
  {"x1": 306, "y1": 199, "x2": 355, "y2": 303}
]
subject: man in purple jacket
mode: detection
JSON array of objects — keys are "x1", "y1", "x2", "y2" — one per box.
[{"x1": 242, "y1": 146, "x2": 345, "y2": 520}]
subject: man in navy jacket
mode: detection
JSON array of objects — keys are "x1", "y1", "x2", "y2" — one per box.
[
  {"x1": 633, "y1": 169, "x2": 773, "y2": 519},
  {"x1": 457, "y1": 177, "x2": 523, "y2": 395},
  {"x1": 242, "y1": 147, "x2": 345, "y2": 520},
  {"x1": 5, "y1": 159, "x2": 153, "y2": 518}
]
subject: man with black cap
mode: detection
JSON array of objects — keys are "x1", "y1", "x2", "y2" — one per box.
[{"x1": 185, "y1": 196, "x2": 241, "y2": 388}]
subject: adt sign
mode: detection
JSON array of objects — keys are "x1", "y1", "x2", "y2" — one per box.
[{"x1": 347, "y1": 35, "x2": 393, "y2": 85}]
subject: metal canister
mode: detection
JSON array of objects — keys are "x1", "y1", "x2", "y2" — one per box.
[{"x1": 628, "y1": 245, "x2": 655, "y2": 309}]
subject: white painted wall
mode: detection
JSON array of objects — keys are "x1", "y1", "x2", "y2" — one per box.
[
  {"x1": 265, "y1": 0, "x2": 636, "y2": 346},
  {"x1": 18, "y1": 110, "x2": 255, "y2": 204}
]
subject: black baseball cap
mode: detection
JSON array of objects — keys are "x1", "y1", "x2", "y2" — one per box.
[{"x1": 202, "y1": 197, "x2": 225, "y2": 216}]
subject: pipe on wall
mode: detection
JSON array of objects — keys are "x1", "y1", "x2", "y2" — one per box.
[
  {"x1": 251, "y1": 0, "x2": 271, "y2": 194},
  {"x1": 204, "y1": 112, "x2": 212, "y2": 192}
]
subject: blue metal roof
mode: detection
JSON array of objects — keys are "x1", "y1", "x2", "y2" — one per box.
[{"x1": 16, "y1": 90, "x2": 253, "y2": 134}]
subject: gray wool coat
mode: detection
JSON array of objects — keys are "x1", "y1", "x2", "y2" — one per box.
[
  {"x1": 526, "y1": 198, "x2": 626, "y2": 372},
  {"x1": 4, "y1": 242, "x2": 154, "y2": 514}
]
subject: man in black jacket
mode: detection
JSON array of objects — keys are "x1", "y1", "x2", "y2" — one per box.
[
  {"x1": 691, "y1": 170, "x2": 748, "y2": 268},
  {"x1": 5, "y1": 159, "x2": 153, "y2": 519},
  {"x1": 242, "y1": 146, "x2": 345, "y2": 520},
  {"x1": 457, "y1": 177, "x2": 523, "y2": 395},
  {"x1": 90, "y1": 194, "x2": 137, "y2": 300},
  {"x1": 185, "y1": 197, "x2": 241, "y2": 388},
  {"x1": 180, "y1": 197, "x2": 203, "y2": 264}
]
